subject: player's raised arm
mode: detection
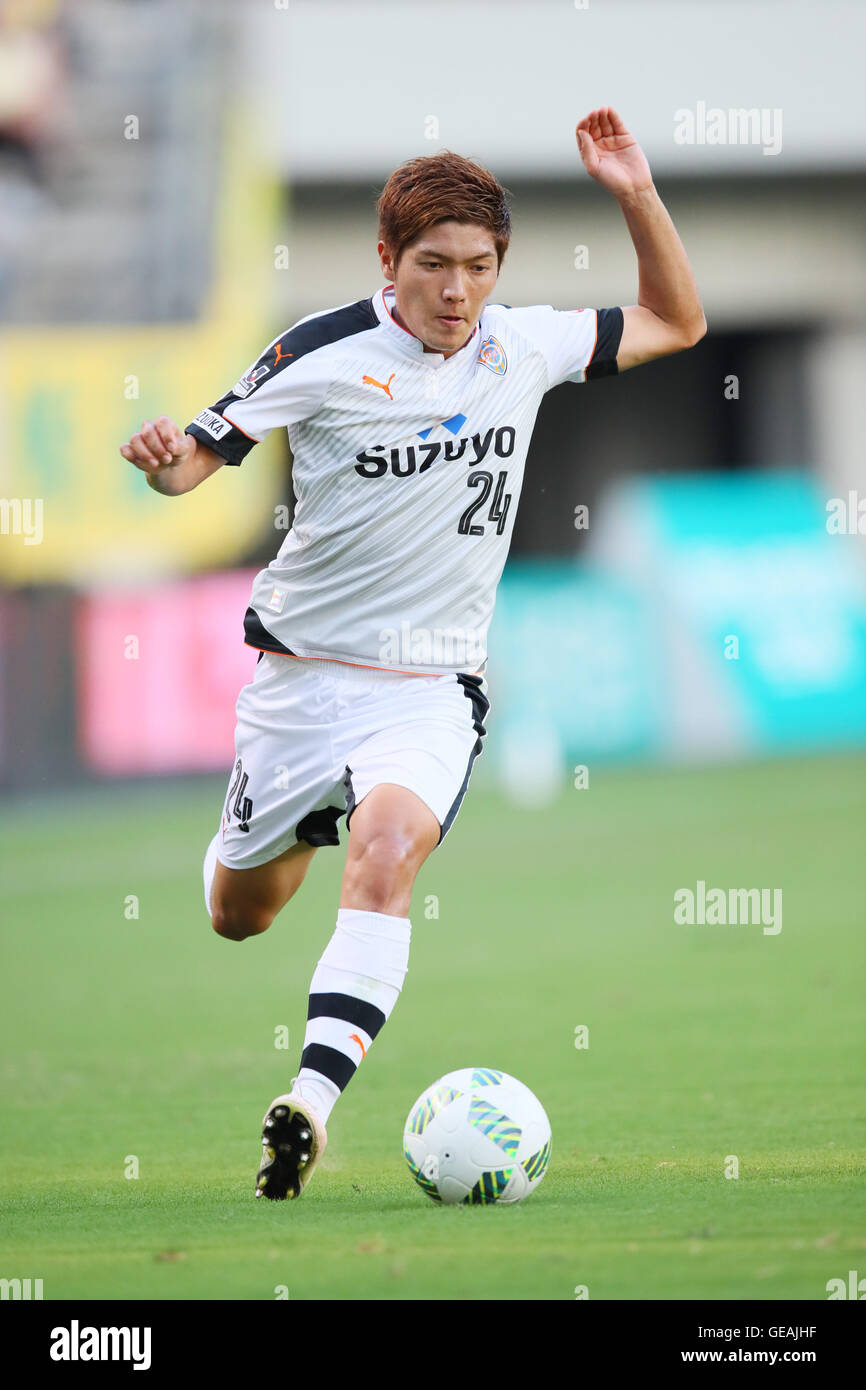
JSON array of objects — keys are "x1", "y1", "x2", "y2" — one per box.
[
  {"x1": 120, "y1": 416, "x2": 225, "y2": 496},
  {"x1": 576, "y1": 106, "x2": 707, "y2": 371}
]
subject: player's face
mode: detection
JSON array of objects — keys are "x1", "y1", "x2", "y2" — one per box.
[{"x1": 379, "y1": 222, "x2": 499, "y2": 357}]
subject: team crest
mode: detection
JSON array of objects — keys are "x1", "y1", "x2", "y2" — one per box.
[
  {"x1": 477, "y1": 335, "x2": 507, "y2": 375},
  {"x1": 232, "y1": 363, "x2": 270, "y2": 398}
]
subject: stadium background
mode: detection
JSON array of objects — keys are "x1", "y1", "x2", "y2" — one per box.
[
  {"x1": 1, "y1": 0, "x2": 864, "y2": 1304},
  {"x1": 1, "y1": 0, "x2": 865, "y2": 789}
]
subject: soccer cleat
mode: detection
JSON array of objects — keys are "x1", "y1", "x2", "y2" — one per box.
[{"x1": 255, "y1": 1091, "x2": 328, "y2": 1201}]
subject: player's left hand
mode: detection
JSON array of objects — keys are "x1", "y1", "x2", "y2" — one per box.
[{"x1": 576, "y1": 107, "x2": 653, "y2": 199}]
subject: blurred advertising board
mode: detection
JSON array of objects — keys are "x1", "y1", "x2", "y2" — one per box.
[
  {"x1": 486, "y1": 565, "x2": 663, "y2": 801},
  {"x1": 70, "y1": 472, "x2": 866, "y2": 784},
  {"x1": 590, "y1": 471, "x2": 866, "y2": 757},
  {"x1": 77, "y1": 571, "x2": 259, "y2": 775},
  {"x1": 0, "y1": 325, "x2": 284, "y2": 588}
]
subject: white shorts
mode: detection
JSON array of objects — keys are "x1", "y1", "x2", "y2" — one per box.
[{"x1": 216, "y1": 652, "x2": 490, "y2": 870}]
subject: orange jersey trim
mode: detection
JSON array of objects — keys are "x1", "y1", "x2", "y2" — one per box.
[
  {"x1": 222, "y1": 412, "x2": 258, "y2": 442},
  {"x1": 250, "y1": 646, "x2": 482, "y2": 678}
]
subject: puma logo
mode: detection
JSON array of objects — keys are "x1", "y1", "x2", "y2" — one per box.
[
  {"x1": 273, "y1": 342, "x2": 293, "y2": 366},
  {"x1": 349, "y1": 1032, "x2": 367, "y2": 1057},
  {"x1": 362, "y1": 372, "x2": 396, "y2": 400}
]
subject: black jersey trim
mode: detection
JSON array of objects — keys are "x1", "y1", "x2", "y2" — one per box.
[
  {"x1": 244, "y1": 606, "x2": 295, "y2": 655},
  {"x1": 439, "y1": 674, "x2": 490, "y2": 843},
  {"x1": 264, "y1": 297, "x2": 379, "y2": 375},
  {"x1": 585, "y1": 306, "x2": 623, "y2": 380},
  {"x1": 296, "y1": 805, "x2": 344, "y2": 848},
  {"x1": 184, "y1": 417, "x2": 258, "y2": 467},
  {"x1": 185, "y1": 297, "x2": 380, "y2": 465}
]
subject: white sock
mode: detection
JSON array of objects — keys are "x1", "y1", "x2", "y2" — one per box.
[
  {"x1": 293, "y1": 908, "x2": 411, "y2": 1124},
  {"x1": 203, "y1": 832, "x2": 220, "y2": 917}
]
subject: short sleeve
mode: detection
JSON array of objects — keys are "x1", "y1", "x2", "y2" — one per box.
[
  {"x1": 184, "y1": 329, "x2": 332, "y2": 466},
  {"x1": 509, "y1": 304, "x2": 624, "y2": 390}
]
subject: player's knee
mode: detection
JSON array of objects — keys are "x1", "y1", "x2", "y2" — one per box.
[
  {"x1": 344, "y1": 832, "x2": 420, "y2": 908},
  {"x1": 354, "y1": 829, "x2": 416, "y2": 871},
  {"x1": 211, "y1": 901, "x2": 274, "y2": 941}
]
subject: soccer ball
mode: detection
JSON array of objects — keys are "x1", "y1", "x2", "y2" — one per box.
[{"x1": 403, "y1": 1067, "x2": 552, "y2": 1205}]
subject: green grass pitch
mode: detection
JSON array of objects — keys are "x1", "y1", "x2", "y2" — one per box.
[{"x1": 1, "y1": 752, "x2": 864, "y2": 1301}]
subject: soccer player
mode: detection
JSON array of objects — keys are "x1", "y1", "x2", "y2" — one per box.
[{"x1": 120, "y1": 108, "x2": 706, "y2": 1200}]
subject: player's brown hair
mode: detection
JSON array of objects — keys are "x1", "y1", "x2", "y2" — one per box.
[{"x1": 377, "y1": 150, "x2": 512, "y2": 271}]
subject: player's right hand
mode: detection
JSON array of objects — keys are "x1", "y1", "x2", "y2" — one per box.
[{"x1": 120, "y1": 416, "x2": 193, "y2": 473}]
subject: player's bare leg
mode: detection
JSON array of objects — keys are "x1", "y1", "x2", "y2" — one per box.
[
  {"x1": 339, "y1": 782, "x2": 441, "y2": 915},
  {"x1": 258, "y1": 784, "x2": 440, "y2": 1200},
  {"x1": 210, "y1": 840, "x2": 318, "y2": 941}
]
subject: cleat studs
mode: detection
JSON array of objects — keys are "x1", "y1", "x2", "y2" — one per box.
[{"x1": 255, "y1": 1102, "x2": 319, "y2": 1201}]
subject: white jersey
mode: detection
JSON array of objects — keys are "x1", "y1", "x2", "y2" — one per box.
[{"x1": 187, "y1": 284, "x2": 623, "y2": 675}]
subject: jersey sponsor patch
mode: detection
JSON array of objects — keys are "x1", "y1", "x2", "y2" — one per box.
[
  {"x1": 192, "y1": 408, "x2": 231, "y2": 440},
  {"x1": 232, "y1": 363, "x2": 271, "y2": 398},
  {"x1": 477, "y1": 335, "x2": 507, "y2": 375},
  {"x1": 266, "y1": 584, "x2": 288, "y2": 613}
]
